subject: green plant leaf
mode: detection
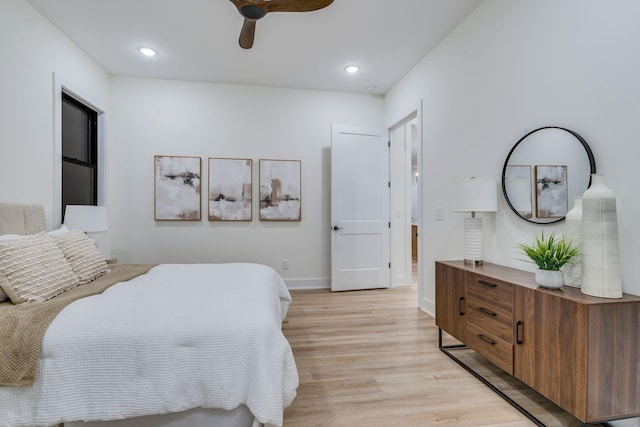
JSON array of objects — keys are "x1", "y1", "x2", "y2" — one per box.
[{"x1": 518, "y1": 231, "x2": 581, "y2": 270}]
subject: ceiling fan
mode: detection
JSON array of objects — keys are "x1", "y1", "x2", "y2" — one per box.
[{"x1": 228, "y1": 0, "x2": 334, "y2": 49}]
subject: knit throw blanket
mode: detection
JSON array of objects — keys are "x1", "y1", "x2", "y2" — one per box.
[{"x1": 0, "y1": 264, "x2": 155, "y2": 386}]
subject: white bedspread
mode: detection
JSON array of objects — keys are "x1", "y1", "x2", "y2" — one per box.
[{"x1": 0, "y1": 263, "x2": 298, "y2": 427}]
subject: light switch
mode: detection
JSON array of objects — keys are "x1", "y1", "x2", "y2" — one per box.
[{"x1": 435, "y1": 207, "x2": 444, "y2": 221}]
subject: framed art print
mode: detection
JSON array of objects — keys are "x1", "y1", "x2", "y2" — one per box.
[
  {"x1": 259, "y1": 159, "x2": 301, "y2": 221},
  {"x1": 504, "y1": 165, "x2": 532, "y2": 218},
  {"x1": 154, "y1": 155, "x2": 201, "y2": 221},
  {"x1": 208, "y1": 158, "x2": 252, "y2": 221},
  {"x1": 535, "y1": 164, "x2": 568, "y2": 218}
]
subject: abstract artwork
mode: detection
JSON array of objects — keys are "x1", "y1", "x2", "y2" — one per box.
[
  {"x1": 259, "y1": 159, "x2": 301, "y2": 221},
  {"x1": 535, "y1": 165, "x2": 568, "y2": 218},
  {"x1": 208, "y1": 158, "x2": 252, "y2": 221},
  {"x1": 504, "y1": 165, "x2": 532, "y2": 218},
  {"x1": 154, "y1": 155, "x2": 201, "y2": 221}
]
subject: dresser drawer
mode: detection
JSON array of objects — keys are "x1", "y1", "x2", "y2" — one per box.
[
  {"x1": 465, "y1": 321, "x2": 513, "y2": 374},
  {"x1": 465, "y1": 296, "x2": 513, "y2": 343},
  {"x1": 466, "y1": 273, "x2": 513, "y2": 313}
]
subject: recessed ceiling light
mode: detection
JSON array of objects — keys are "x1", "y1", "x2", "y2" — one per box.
[
  {"x1": 137, "y1": 46, "x2": 158, "y2": 57},
  {"x1": 366, "y1": 86, "x2": 377, "y2": 92},
  {"x1": 345, "y1": 65, "x2": 360, "y2": 74}
]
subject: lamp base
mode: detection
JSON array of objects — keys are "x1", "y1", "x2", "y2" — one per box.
[{"x1": 463, "y1": 217, "x2": 484, "y2": 265}]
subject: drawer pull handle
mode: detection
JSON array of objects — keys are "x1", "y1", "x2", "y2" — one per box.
[
  {"x1": 516, "y1": 320, "x2": 523, "y2": 345},
  {"x1": 458, "y1": 297, "x2": 465, "y2": 315},
  {"x1": 478, "y1": 307, "x2": 497, "y2": 317},
  {"x1": 477, "y1": 280, "x2": 497, "y2": 288},
  {"x1": 477, "y1": 334, "x2": 496, "y2": 346}
]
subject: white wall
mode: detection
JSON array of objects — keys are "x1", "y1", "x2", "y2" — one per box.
[
  {"x1": 0, "y1": 0, "x2": 384, "y2": 286},
  {"x1": 0, "y1": 0, "x2": 110, "y2": 229},
  {"x1": 108, "y1": 77, "x2": 384, "y2": 283},
  {"x1": 385, "y1": 0, "x2": 640, "y2": 314}
]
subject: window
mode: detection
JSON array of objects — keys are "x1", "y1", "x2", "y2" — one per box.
[{"x1": 61, "y1": 93, "x2": 98, "y2": 220}]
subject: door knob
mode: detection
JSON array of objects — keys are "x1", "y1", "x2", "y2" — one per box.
[{"x1": 333, "y1": 226, "x2": 343, "y2": 231}]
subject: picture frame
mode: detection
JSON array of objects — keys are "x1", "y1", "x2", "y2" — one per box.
[
  {"x1": 535, "y1": 165, "x2": 568, "y2": 218},
  {"x1": 154, "y1": 155, "x2": 201, "y2": 221},
  {"x1": 208, "y1": 158, "x2": 252, "y2": 221},
  {"x1": 259, "y1": 159, "x2": 301, "y2": 221},
  {"x1": 504, "y1": 165, "x2": 532, "y2": 218}
]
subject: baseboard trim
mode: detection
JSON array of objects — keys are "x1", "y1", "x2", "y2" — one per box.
[{"x1": 284, "y1": 278, "x2": 330, "y2": 290}]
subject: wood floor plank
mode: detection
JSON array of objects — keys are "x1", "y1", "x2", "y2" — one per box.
[{"x1": 282, "y1": 285, "x2": 537, "y2": 426}]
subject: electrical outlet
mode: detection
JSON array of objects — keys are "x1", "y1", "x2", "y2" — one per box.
[{"x1": 282, "y1": 259, "x2": 289, "y2": 270}]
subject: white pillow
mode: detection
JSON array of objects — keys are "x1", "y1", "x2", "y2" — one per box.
[
  {"x1": 0, "y1": 280, "x2": 8, "y2": 302},
  {"x1": 0, "y1": 234, "x2": 26, "y2": 241},
  {"x1": 0, "y1": 229, "x2": 69, "y2": 302},
  {"x1": 0, "y1": 235, "x2": 30, "y2": 302},
  {"x1": 51, "y1": 229, "x2": 109, "y2": 284},
  {"x1": 0, "y1": 233, "x2": 80, "y2": 303}
]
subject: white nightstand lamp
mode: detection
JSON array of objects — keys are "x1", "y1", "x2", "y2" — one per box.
[
  {"x1": 63, "y1": 205, "x2": 110, "y2": 257},
  {"x1": 452, "y1": 177, "x2": 498, "y2": 265}
]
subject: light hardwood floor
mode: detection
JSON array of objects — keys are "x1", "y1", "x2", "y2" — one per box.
[{"x1": 281, "y1": 284, "x2": 536, "y2": 427}]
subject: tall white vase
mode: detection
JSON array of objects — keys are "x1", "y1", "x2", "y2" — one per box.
[
  {"x1": 581, "y1": 174, "x2": 622, "y2": 298},
  {"x1": 561, "y1": 197, "x2": 582, "y2": 288}
]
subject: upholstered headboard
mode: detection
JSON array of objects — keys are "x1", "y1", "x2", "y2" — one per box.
[{"x1": 0, "y1": 204, "x2": 46, "y2": 235}]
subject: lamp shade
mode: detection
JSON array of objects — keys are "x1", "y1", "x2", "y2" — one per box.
[
  {"x1": 452, "y1": 178, "x2": 498, "y2": 213},
  {"x1": 63, "y1": 205, "x2": 108, "y2": 232}
]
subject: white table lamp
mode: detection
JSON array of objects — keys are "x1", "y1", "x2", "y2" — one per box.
[
  {"x1": 452, "y1": 178, "x2": 498, "y2": 265},
  {"x1": 63, "y1": 205, "x2": 110, "y2": 257},
  {"x1": 63, "y1": 205, "x2": 108, "y2": 232}
]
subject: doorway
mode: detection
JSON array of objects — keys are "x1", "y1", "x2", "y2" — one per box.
[
  {"x1": 410, "y1": 120, "x2": 419, "y2": 289},
  {"x1": 389, "y1": 111, "x2": 421, "y2": 299}
]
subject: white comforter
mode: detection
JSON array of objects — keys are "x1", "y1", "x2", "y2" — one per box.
[{"x1": 0, "y1": 263, "x2": 298, "y2": 427}]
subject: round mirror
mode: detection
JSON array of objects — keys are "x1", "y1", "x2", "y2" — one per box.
[{"x1": 502, "y1": 126, "x2": 596, "y2": 224}]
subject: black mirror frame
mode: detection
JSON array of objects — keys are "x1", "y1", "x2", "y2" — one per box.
[{"x1": 501, "y1": 126, "x2": 597, "y2": 224}]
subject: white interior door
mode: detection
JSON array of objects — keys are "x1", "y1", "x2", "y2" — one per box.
[{"x1": 331, "y1": 125, "x2": 390, "y2": 291}]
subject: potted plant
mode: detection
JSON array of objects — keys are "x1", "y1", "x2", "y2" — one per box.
[{"x1": 518, "y1": 231, "x2": 581, "y2": 289}]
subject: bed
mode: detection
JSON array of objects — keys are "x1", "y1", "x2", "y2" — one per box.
[{"x1": 0, "y1": 203, "x2": 298, "y2": 427}]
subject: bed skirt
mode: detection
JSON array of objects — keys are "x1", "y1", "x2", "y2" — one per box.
[{"x1": 64, "y1": 405, "x2": 264, "y2": 427}]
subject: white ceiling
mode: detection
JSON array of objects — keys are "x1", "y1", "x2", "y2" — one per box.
[{"x1": 26, "y1": 0, "x2": 482, "y2": 94}]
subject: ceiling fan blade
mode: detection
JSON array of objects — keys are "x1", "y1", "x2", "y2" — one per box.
[
  {"x1": 239, "y1": 18, "x2": 256, "y2": 49},
  {"x1": 228, "y1": 0, "x2": 333, "y2": 49},
  {"x1": 263, "y1": 0, "x2": 334, "y2": 13}
]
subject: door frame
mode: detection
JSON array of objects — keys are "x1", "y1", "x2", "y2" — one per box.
[
  {"x1": 388, "y1": 119, "x2": 412, "y2": 287},
  {"x1": 388, "y1": 103, "x2": 423, "y2": 305}
]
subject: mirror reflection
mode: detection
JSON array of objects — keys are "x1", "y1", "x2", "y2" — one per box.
[{"x1": 502, "y1": 126, "x2": 596, "y2": 224}]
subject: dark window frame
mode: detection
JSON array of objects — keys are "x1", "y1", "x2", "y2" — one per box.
[{"x1": 61, "y1": 92, "x2": 98, "y2": 220}]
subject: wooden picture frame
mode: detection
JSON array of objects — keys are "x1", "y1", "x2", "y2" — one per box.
[
  {"x1": 259, "y1": 159, "x2": 301, "y2": 221},
  {"x1": 208, "y1": 158, "x2": 252, "y2": 221},
  {"x1": 154, "y1": 155, "x2": 201, "y2": 221},
  {"x1": 504, "y1": 165, "x2": 532, "y2": 218}
]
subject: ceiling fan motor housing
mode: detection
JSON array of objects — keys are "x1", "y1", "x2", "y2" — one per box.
[{"x1": 241, "y1": 5, "x2": 266, "y2": 20}]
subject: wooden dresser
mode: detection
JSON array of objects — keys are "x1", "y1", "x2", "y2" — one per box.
[{"x1": 435, "y1": 260, "x2": 640, "y2": 424}]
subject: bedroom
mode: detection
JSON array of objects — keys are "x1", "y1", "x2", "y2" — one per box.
[{"x1": 1, "y1": 0, "x2": 640, "y2": 426}]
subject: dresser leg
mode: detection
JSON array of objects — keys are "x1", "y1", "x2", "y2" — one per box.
[{"x1": 437, "y1": 329, "x2": 545, "y2": 427}]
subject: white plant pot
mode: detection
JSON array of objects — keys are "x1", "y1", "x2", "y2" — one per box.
[{"x1": 535, "y1": 268, "x2": 564, "y2": 289}]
